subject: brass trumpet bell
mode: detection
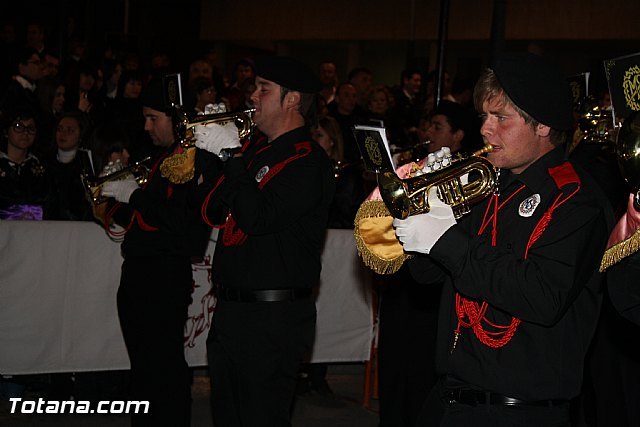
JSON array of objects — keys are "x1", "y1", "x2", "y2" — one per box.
[
  {"x1": 82, "y1": 157, "x2": 152, "y2": 205},
  {"x1": 378, "y1": 145, "x2": 497, "y2": 219},
  {"x1": 616, "y1": 111, "x2": 640, "y2": 209}
]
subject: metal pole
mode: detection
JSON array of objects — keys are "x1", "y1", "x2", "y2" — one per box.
[{"x1": 434, "y1": 0, "x2": 451, "y2": 111}]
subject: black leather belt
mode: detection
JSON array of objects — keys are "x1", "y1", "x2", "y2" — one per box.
[
  {"x1": 217, "y1": 287, "x2": 312, "y2": 303},
  {"x1": 444, "y1": 389, "x2": 568, "y2": 407}
]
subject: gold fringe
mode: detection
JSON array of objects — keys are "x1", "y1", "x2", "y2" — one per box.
[
  {"x1": 353, "y1": 200, "x2": 411, "y2": 275},
  {"x1": 160, "y1": 147, "x2": 196, "y2": 184},
  {"x1": 600, "y1": 228, "x2": 640, "y2": 271}
]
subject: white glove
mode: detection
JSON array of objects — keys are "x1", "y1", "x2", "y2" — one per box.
[
  {"x1": 101, "y1": 179, "x2": 139, "y2": 204},
  {"x1": 393, "y1": 186, "x2": 456, "y2": 254},
  {"x1": 194, "y1": 122, "x2": 241, "y2": 156},
  {"x1": 203, "y1": 103, "x2": 227, "y2": 115}
]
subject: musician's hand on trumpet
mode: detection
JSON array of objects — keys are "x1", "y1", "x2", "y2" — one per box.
[
  {"x1": 393, "y1": 186, "x2": 456, "y2": 254},
  {"x1": 101, "y1": 178, "x2": 139, "y2": 204},
  {"x1": 194, "y1": 121, "x2": 241, "y2": 157}
]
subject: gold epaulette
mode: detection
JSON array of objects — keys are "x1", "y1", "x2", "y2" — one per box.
[
  {"x1": 600, "y1": 227, "x2": 640, "y2": 272},
  {"x1": 160, "y1": 147, "x2": 196, "y2": 184}
]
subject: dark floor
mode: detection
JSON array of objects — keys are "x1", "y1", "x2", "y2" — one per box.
[{"x1": 0, "y1": 364, "x2": 379, "y2": 426}]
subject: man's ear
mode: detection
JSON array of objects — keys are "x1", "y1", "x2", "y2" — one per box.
[
  {"x1": 536, "y1": 123, "x2": 551, "y2": 137},
  {"x1": 284, "y1": 91, "x2": 301, "y2": 111}
]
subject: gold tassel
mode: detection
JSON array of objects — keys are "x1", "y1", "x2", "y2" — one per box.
[
  {"x1": 353, "y1": 200, "x2": 411, "y2": 275},
  {"x1": 600, "y1": 228, "x2": 640, "y2": 271},
  {"x1": 160, "y1": 147, "x2": 196, "y2": 184}
]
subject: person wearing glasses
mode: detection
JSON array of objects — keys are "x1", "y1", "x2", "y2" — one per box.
[{"x1": 0, "y1": 109, "x2": 56, "y2": 220}]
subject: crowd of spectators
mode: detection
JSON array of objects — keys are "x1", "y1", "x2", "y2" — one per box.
[{"x1": 0, "y1": 17, "x2": 481, "y2": 225}]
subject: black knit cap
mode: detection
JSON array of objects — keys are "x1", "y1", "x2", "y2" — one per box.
[
  {"x1": 491, "y1": 52, "x2": 573, "y2": 131},
  {"x1": 254, "y1": 56, "x2": 321, "y2": 94}
]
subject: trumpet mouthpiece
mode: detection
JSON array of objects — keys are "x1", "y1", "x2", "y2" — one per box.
[{"x1": 474, "y1": 145, "x2": 493, "y2": 156}]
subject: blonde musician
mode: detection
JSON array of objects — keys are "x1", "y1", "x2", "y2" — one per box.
[{"x1": 391, "y1": 53, "x2": 613, "y2": 426}]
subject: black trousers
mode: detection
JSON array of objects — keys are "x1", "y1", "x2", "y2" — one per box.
[
  {"x1": 207, "y1": 298, "x2": 316, "y2": 427},
  {"x1": 377, "y1": 267, "x2": 441, "y2": 427},
  {"x1": 117, "y1": 256, "x2": 193, "y2": 427}
]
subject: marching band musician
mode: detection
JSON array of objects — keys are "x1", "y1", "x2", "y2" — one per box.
[
  {"x1": 392, "y1": 53, "x2": 614, "y2": 426},
  {"x1": 195, "y1": 56, "x2": 335, "y2": 426},
  {"x1": 99, "y1": 77, "x2": 218, "y2": 427}
]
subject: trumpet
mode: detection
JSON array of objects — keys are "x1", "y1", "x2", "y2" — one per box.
[
  {"x1": 82, "y1": 157, "x2": 152, "y2": 205},
  {"x1": 378, "y1": 145, "x2": 497, "y2": 219},
  {"x1": 173, "y1": 107, "x2": 256, "y2": 149}
]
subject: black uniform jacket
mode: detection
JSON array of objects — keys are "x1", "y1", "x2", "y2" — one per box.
[
  {"x1": 408, "y1": 146, "x2": 614, "y2": 401},
  {"x1": 204, "y1": 126, "x2": 335, "y2": 291},
  {"x1": 112, "y1": 145, "x2": 217, "y2": 259}
]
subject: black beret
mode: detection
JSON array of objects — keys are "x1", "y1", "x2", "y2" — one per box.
[
  {"x1": 491, "y1": 52, "x2": 573, "y2": 131},
  {"x1": 254, "y1": 56, "x2": 321, "y2": 94},
  {"x1": 140, "y1": 77, "x2": 169, "y2": 112}
]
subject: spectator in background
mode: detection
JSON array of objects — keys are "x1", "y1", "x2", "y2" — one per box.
[
  {"x1": 190, "y1": 76, "x2": 229, "y2": 114},
  {"x1": 25, "y1": 21, "x2": 47, "y2": 55},
  {"x1": 319, "y1": 60, "x2": 338, "y2": 104},
  {"x1": 105, "y1": 69, "x2": 149, "y2": 162},
  {"x1": 48, "y1": 112, "x2": 93, "y2": 221},
  {"x1": 389, "y1": 68, "x2": 423, "y2": 149},
  {"x1": 348, "y1": 67, "x2": 374, "y2": 111},
  {"x1": 327, "y1": 82, "x2": 368, "y2": 163},
  {"x1": 42, "y1": 53, "x2": 61, "y2": 78},
  {"x1": 0, "y1": 109, "x2": 56, "y2": 220},
  {"x1": 226, "y1": 57, "x2": 255, "y2": 112},
  {"x1": 0, "y1": 47, "x2": 44, "y2": 121}
]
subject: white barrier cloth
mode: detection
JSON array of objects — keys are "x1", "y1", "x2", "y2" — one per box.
[{"x1": 0, "y1": 221, "x2": 373, "y2": 374}]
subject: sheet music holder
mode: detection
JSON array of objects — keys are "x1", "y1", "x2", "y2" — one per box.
[
  {"x1": 352, "y1": 124, "x2": 395, "y2": 173},
  {"x1": 162, "y1": 73, "x2": 183, "y2": 108},
  {"x1": 603, "y1": 52, "x2": 640, "y2": 125}
]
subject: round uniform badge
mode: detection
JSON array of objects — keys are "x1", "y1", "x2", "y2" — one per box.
[
  {"x1": 255, "y1": 166, "x2": 269, "y2": 182},
  {"x1": 519, "y1": 194, "x2": 541, "y2": 217}
]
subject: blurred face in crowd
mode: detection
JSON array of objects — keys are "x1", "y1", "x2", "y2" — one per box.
[
  {"x1": 43, "y1": 54, "x2": 59, "y2": 77},
  {"x1": 350, "y1": 71, "x2": 373, "y2": 99},
  {"x1": 335, "y1": 84, "x2": 357, "y2": 115},
  {"x1": 311, "y1": 124, "x2": 334, "y2": 156},
  {"x1": 198, "y1": 85, "x2": 217, "y2": 107},
  {"x1": 480, "y1": 95, "x2": 552, "y2": 174},
  {"x1": 56, "y1": 117, "x2": 82, "y2": 151},
  {"x1": 79, "y1": 72, "x2": 95, "y2": 92},
  {"x1": 319, "y1": 62, "x2": 337, "y2": 87},
  {"x1": 8, "y1": 118, "x2": 37, "y2": 152},
  {"x1": 19, "y1": 53, "x2": 44, "y2": 82},
  {"x1": 26, "y1": 24, "x2": 44, "y2": 49},
  {"x1": 403, "y1": 73, "x2": 422, "y2": 96},
  {"x1": 189, "y1": 60, "x2": 212, "y2": 82},
  {"x1": 425, "y1": 114, "x2": 462, "y2": 153},
  {"x1": 52, "y1": 85, "x2": 65, "y2": 113},
  {"x1": 123, "y1": 79, "x2": 142, "y2": 99},
  {"x1": 235, "y1": 64, "x2": 254, "y2": 86},
  {"x1": 368, "y1": 89, "x2": 390, "y2": 115},
  {"x1": 143, "y1": 107, "x2": 175, "y2": 147}
]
